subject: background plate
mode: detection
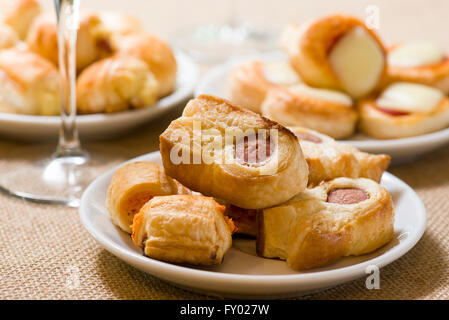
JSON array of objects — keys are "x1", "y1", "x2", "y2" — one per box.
[
  {"x1": 195, "y1": 51, "x2": 449, "y2": 162},
  {"x1": 0, "y1": 51, "x2": 198, "y2": 142},
  {"x1": 79, "y1": 151, "x2": 426, "y2": 298}
]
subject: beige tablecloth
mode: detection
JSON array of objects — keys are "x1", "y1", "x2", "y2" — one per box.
[{"x1": 1, "y1": 0, "x2": 449, "y2": 300}]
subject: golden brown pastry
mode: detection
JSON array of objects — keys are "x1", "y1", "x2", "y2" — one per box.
[
  {"x1": 261, "y1": 84, "x2": 357, "y2": 139},
  {"x1": 2, "y1": 0, "x2": 41, "y2": 40},
  {"x1": 359, "y1": 82, "x2": 449, "y2": 139},
  {"x1": 76, "y1": 55, "x2": 159, "y2": 114},
  {"x1": 228, "y1": 60, "x2": 302, "y2": 113},
  {"x1": 257, "y1": 177, "x2": 395, "y2": 270},
  {"x1": 280, "y1": 14, "x2": 386, "y2": 98},
  {"x1": 0, "y1": 24, "x2": 19, "y2": 49},
  {"x1": 113, "y1": 33, "x2": 177, "y2": 97},
  {"x1": 160, "y1": 95, "x2": 309, "y2": 209},
  {"x1": 26, "y1": 13, "x2": 113, "y2": 72},
  {"x1": 106, "y1": 161, "x2": 191, "y2": 234},
  {"x1": 289, "y1": 126, "x2": 390, "y2": 185},
  {"x1": 386, "y1": 42, "x2": 449, "y2": 94},
  {"x1": 132, "y1": 195, "x2": 234, "y2": 265},
  {"x1": 0, "y1": 48, "x2": 60, "y2": 115}
]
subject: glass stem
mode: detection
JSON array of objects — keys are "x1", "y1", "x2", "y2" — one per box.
[{"x1": 54, "y1": 0, "x2": 83, "y2": 158}]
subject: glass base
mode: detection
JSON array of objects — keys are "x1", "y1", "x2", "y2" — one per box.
[
  {"x1": 0, "y1": 144, "x2": 134, "y2": 207},
  {"x1": 173, "y1": 23, "x2": 278, "y2": 63}
]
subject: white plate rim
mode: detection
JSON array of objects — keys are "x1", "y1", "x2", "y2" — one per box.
[
  {"x1": 0, "y1": 50, "x2": 198, "y2": 126},
  {"x1": 194, "y1": 51, "x2": 449, "y2": 151},
  {"x1": 79, "y1": 151, "x2": 427, "y2": 293}
]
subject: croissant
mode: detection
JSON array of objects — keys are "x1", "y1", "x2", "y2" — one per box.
[
  {"x1": 358, "y1": 82, "x2": 449, "y2": 139},
  {"x1": 289, "y1": 126, "x2": 390, "y2": 185},
  {"x1": 0, "y1": 48, "x2": 60, "y2": 115},
  {"x1": 26, "y1": 13, "x2": 113, "y2": 72},
  {"x1": 76, "y1": 55, "x2": 159, "y2": 114},
  {"x1": 257, "y1": 177, "x2": 395, "y2": 270},
  {"x1": 106, "y1": 161, "x2": 191, "y2": 234},
  {"x1": 228, "y1": 60, "x2": 302, "y2": 113},
  {"x1": 113, "y1": 33, "x2": 177, "y2": 97},
  {"x1": 0, "y1": 24, "x2": 19, "y2": 49},
  {"x1": 386, "y1": 42, "x2": 449, "y2": 94},
  {"x1": 280, "y1": 14, "x2": 386, "y2": 98},
  {"x1": 261, "y1": 84, "x2": 357, "y2": 139},
  {"x1": 2, "y1": 0, "x2": 40, "y2": 40},
  {"x1": 160, "y1": 95, "x2": 309, "y2": 209},
  {"x1": 132, "y1": 195, "x2": 234, "y2": 265}
]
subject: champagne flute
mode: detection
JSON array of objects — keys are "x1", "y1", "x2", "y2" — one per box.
[{"x1": 0, "y1": 0, "x2": 94, "y2": 207}]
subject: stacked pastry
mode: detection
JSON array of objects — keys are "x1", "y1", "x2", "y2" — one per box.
[
  {"x1": 229, "y1": 14, "x2": 449, "y2": 139},
  {"x1": 0, "y1": 0, "x2": 177, "y2": 116},
  {"x1": 106, "y1": 95, "x2": 395, "y2": 270}
]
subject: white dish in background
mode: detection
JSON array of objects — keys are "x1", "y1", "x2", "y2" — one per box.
[
  {"x1": 0, "y1": 51, "x2": 198, "y2": 142},
  {"x1": 79, "y1": 151, "x2": 426, "y2": 298},
  {"x1": 195, "y1": 51, "x2": 449, "y2": 162}
]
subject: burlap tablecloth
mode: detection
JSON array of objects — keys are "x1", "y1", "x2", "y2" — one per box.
[{"x1": 1, "y1": 0, "x2": 449, "y2": 301}]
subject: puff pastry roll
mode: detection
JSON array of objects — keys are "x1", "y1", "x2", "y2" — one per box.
[
  {"x1": 106, "y1": 161, "x2": 191, "y2": 234},
  {"x1": 0, "y1": 24, "x2": 19, "y2": 49},
  {"x1": 359, "y1": 82, "x2": 449, "y2": 139},
  {"x1": 386, "y1": 42, "x2": 449, "y2": 94},
  {"x1": 160, "y1": 95, "x2": 309, "y2": 209},
  {"x1": 290, "y1": 127, "x2": 390, "y2": 185},
  {"x1": 261, "y1": 84, "x2": 357, "y2": 139},
  {"x1": 113, "y1": 33, "x2": 177, "y2": 98},
  {"x1": 76, "y1": 55, "x2": 159, "y2": 114},
  {"x1": 280, "y1": 14, "x2": 386, "y2": 98},
  {"x1": 2, "y1": 0, "x2": 41, "y2": 40},
  {"x1": 0, "y1": 48, "x2": 60, "y2": 115},
  {"x1": 257, "y1": 177, "x2": 395, "y2": 270},
  {"x1": 132, "y1": 195, "x2": 234, "y2": 265},
  {"x1": 26, "y1": 13, "x2": 112, "y2": 71},
  {"x1": 228, "y1": 60, "x2": 302, "y2": 113}
]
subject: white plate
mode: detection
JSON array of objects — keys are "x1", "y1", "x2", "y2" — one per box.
[
  {"x1": 195, "y1": 51, "x2": 449, "y2": 162},
  {"x1": 79, "y1": 151, "x2": 426, "y2": 298},
  {"x1": 0, "y1": 51, "x2": 198, "y2": 142}
]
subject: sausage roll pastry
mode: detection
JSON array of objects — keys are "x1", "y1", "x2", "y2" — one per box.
[
  {"x1": 358, "y1": 82, "x2": 449, "y2": 139},
  {"x1": 132, "y1": 195, "x2": 234, "y2": 265},
  {"x1": 290, "y1": 127, "x2": 390, "y2": 185},
  {"x1": 2, "y1": 0, "x2": 41, "y2": 40},
  {"x1": 387, "y1": 42, "x2": 449, "y2": 94},
  {"x1": 76, "y1": 55, "x2": 159, "y2": 114},
  {"x1": 0, "y1": 24, "x2": 19, "y2": 49},
  {"x1": 106, "y1": 161, "x2": 191, "y2": 234},
  {"x1": 257, "y1": 177, "x2": 395, "y2": 270},
  {"x1": 0, "y1": 48, "x2": 60, "y2": 115},
  {"x1": 113, "y1": 33, "x2": 177, "y2": 98},
  {"x1": 26, "y1": 13, "x2": 113, "y2": 72},
  {"x1": 261, "y1": 83, "x2": 357, "y2": 139},
  {"x1": 160, "y1": 95, "x2": 309, "y2": 209},
  {"x1": 280, "y1": 14, "x2": 386, "y2": 98},
  {"x1": 224, "y1": 205, "x2": 259, "y2": 237},
  {"x1": 228, "y1": 60, "x2": 302, "y2": 113}
]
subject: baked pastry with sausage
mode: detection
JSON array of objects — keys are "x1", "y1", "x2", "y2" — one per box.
[
  {"x1": 113, "y1": 33, "x2": 177, "y2": 98},
  {"x1": 224, "y1": 205, "x2": 259, "y2": 237},
  {"x1": 386, "y1": 42, "x2": 449, "y2": 94},
  {"x1": 358, "y1": 82, "x2": 449, "y2": 139},
  {"x1": 257, "y1": 177, "x2": 395, "y2": 270},
  {"x1": 280, "y1": 14, "x2": 386, "y2": 99},
  {"x1": 132, "y1": 195, "x2": 234, "y2": 265},
  {"x1": 228, "y1": 60, "x2": 302, "y2": 113},
  {"x1": 160, "y1": 94, "x2": 309, "y2": 209},
  {"x1": 106, "y1": 161, "x2": 191, "y2": 234},
  {"x1": 261, "y1": 83, "x2": 357, "y2": 139},
  {"x1": 0, "y1": 48, "x2": 60, "y2": 115},
  {"x1": 2, "y1": 0, "x2": 41, "y2": 40},
  {"x1": 290, "y1": 126, "x2": 390, "y2": 185},
  {"x1": 76, "y1": 55, "x2": 159, "y2": 114}
]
